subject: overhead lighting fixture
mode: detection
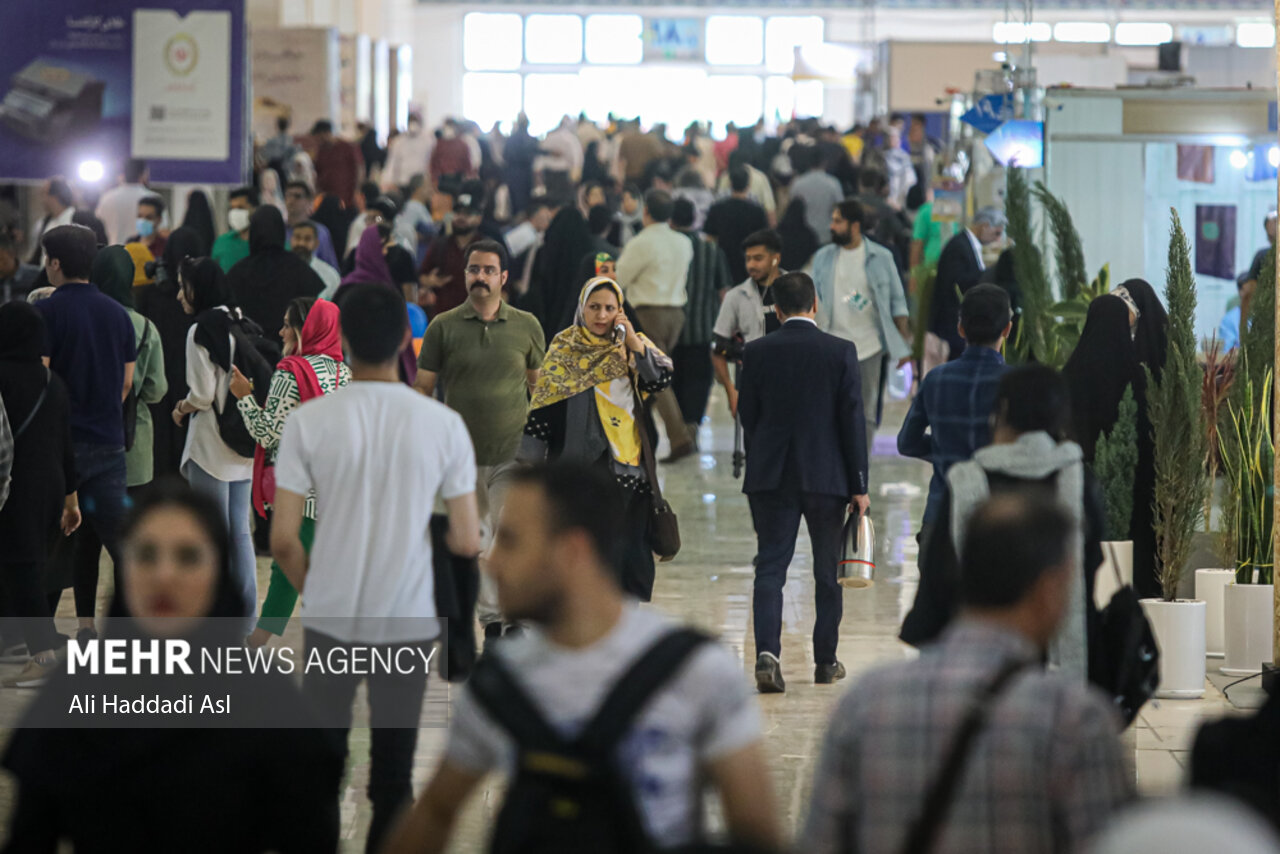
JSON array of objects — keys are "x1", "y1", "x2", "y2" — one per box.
[
  {"x1": 1054, "y1": 22, "x2": 1111, "y2": 43},
  {"x1": 1114, "y1": 22, "x2": 1174, "y2": 46},
  {"x1": 992, "y1": 22, "x2": 1051, "y2": 44},
  {"x1": 1229, "y1": 149, "x2": 1249, "y2": 170},
  {"x1": 1236, "y1": 22, "x2": 1275, "y2": 48},
  {"x1": 1270, "y1": 146, "x2": 1279, "y2": 169},
  {"x1": 77, "y1": 159, "x2": 104, "y2": 183}
]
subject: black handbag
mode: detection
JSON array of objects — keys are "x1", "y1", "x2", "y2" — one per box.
[
  {"x1": 630, "y1": 378, "x2": 680, "y2": 562},
  {"x1": 1087, "y1": 543, "x2": 1159, "y2": 727}
]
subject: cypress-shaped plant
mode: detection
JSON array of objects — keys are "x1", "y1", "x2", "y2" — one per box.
[
  {"x1": 1094, "y1": 385, "x2": 1138, "y2": 541},
  {"x1": 1147, "y1": 209, "x2": 1207, "y2": 601},
  {"x1": 1033, "y1": 180, "x2": 1088, "y2": 300},
  {"x1": 1004, "y1": 167, "x2": 1053, "y2": 364}
]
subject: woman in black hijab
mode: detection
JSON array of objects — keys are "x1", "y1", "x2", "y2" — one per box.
[
  {"x1": 777, "y1": 197, "x2": 819, "y2": 271},
  {"x1": 181, "y1": 189, "x2": 217, "y2": 254},
  {"x1": 225, "y1": 207, "x2": 323, "y2": 347},
  {"x1": 1097, "y1": 281, "x2": 1167, "y2": 598},
  {"x1": 1062, "y1": 295, "x2": 1142, "y2": 461},
  {"x1": 2, "y1": 480, "x2": 343, "y2": 851},
  {"x1": 522, "y1": 204, "x2": 598, "y2": 340},
  {"x1": 136, "y1": 226, "x2": 205, "y2": 480},
  {"x1": 312, "y1": 193, "x2": 355, "y2": 261},
  {"x1": 0, "y1": 303, "x2": 77, "y2": 683},
  {"x1": 1113, "y1": 277, "x2": 1169, "y2": 381}
]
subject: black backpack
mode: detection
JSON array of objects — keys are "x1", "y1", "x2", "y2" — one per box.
[
  {"x1": 214, "y1": 313, "x2": 279, "y2": 458},
  {"x1": 469, "y1": 628, "x2": 714, "y2": 854}
]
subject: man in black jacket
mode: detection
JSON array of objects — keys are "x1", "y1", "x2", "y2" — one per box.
[
  {"x1": 738, "y1": 272, "x2": 869, "y2": 693},
  {"x1": 929, "y1": 206, "x2": 1005, "y2": 361}
]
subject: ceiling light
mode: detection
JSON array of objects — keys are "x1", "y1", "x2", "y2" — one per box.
[
  {"x1": 1229, "y1": 149, "x2": 1249, "y2": 170},
  {"x1": 992, "y1": 22, "x2": 1051, "y2": 44},
  {"x1": 1236, "y1": 22, "x2": 1275, "y2": 48},
  {"x1": 1054, "y1": 22, "x2": 1111, "y2": 43},
  {"x1": 1114, "y1": 23, "x2": 1174, "y2": 46},
  {"x1": 77, "y1": 159, "x2": 104, "y2": 183}
]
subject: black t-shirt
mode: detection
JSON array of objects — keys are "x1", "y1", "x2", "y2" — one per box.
[{"x1": 704, "y1": 197, "x2": 769, "y2": 285}]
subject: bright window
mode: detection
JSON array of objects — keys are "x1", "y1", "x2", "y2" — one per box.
[
  {"x1": 1053, "y1": 22, "x2": 1111, "y2": 43},
  {"x1": 705, "y1": 16, "x2": 763, "y2": 66},
  {"x1": 1236, "y1": 22, "x2": 1275, "y2": 48},
  {"x1": 579, "y1": 67, "x2": 647, "y2": 124},
  {"x1": 585, "y1": 15, "x2": 643, "y2": 64},
  {"x1": 1114, "y1": 22, "x2": 1174, "y2": 46},
  {"x1": 795, "y1": 80, "x2": 824, "y2": 118},
  {"x1": 765, "y1": 16, "x2": 824, "y2": 74},
  {"x1": 525, "y1": 14, "x2": 583, "y2": 65},
  {"x1": 992, "y1": 22, "x2": 1052, "y2": 43},
  {"x1": 463, "y1": 13, "x2": 521, "y2": 71},
  {"x1": 524, "y1": 74, "x2": 582, "y2": 135},
  {"x1": 461, "y1": 73, "x2": 522, "y2": 131},
  {"x1": 705, "y1": 76, "x2": 764, "y2": 136}
]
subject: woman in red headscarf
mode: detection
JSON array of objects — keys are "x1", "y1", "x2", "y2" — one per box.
[{"x1": 228, "y1": 297, "x2": 351, "y2": 647}]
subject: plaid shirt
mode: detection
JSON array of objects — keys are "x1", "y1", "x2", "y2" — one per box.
[
  {"x1": 801, "y1": 620, "x2": 1132, "y2": 854},
  {"x1": 897, "y1": 346, "x2": 1007, "y2": 523}
]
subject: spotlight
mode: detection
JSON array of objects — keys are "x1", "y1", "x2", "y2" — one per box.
[
  {"x1": 1229, "y1": 149, "x2": 1249, "y2": 170},
  {"x1": 78, "y1": 159, "x2": 104, "y2": 182},
  {"x1": 1269, "y1": 146, "x2": 1279, "y2": 168}
]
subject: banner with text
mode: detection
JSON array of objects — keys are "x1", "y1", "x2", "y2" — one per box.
[{"x1": 0, "y1": 2, "x2": 247, "y2": 183}]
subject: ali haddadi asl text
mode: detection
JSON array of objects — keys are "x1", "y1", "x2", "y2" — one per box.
[{"x1": 67, "y1": 693, "x2": 230, "y2": 715}]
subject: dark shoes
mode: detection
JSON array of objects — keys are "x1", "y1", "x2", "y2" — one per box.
[
  {"x1": 755, "y1": 652, "x2": 786, "y2": 694},
  {"x1": 815, "y1": 661, "x2": 847, "y2": 684}
]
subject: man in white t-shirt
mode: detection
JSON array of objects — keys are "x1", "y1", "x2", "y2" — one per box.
[
  {"x1": 810, "y1": 198, "x2": 911, "y2": 456},
  {"x1": 272, "y1": 283, "x2": 481, "y2": 854},
  {"x1": 94, "y1": 159, "x2": 154, "y2": 245},
  {"x1": 385, "y1": 462, "x2": 781, "y2": 854}
]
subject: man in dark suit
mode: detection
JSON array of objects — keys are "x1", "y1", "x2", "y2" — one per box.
[
  {"x1": 928, "y1": 206, "x2": 1006, "y2": 361},
  {"x1": 738, "y1": 272, "x2": 869, "y2": 694}
]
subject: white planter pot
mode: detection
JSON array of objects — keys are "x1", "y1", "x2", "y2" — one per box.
[
  {"x1": 1140, "y1": 599, "x2": 1206, "y2": 699},
  {"x1": 1221, "y1": 583, "x2": 1275, "y2": 676},
  {"x1": 1095, "y1": 541, "x2": 1133, "y2": 610},
  {"x1": 1195, "y1": 569, "x2": 1235, "y2": 658}
]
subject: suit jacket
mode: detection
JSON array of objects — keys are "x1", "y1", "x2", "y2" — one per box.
[
  {"x1": 738, "y1": 319, "x2": 868, "y2": 498},
  {"x1": 930, "y1": 230, "x2": 984, "y2": 360}
]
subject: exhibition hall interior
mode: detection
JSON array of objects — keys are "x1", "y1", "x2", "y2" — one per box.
[{"x1": 1, "y1": 0, "x2": 1280, "y2": 850}]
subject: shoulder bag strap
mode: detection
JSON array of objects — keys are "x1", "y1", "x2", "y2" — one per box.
[
  {"x1": 899, "y1": 659, "x2": 1027, "y2": 854},
  {"x1": 13, "y1": 367, "x2": 51, "y2": 440},
  {"x1": 629, "y1": 373, "x2": 665, "y2": 504},
  {"x1": 575, "y1": 628, "x2": 709, "y2": 758}
]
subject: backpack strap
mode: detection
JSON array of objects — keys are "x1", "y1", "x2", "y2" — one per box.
[
  {"x1": 13, "y1": 367, "x2": 50, "y2": 440},
  {"x1": 468, "y1": 653, "x2": 569, "y2": 756},
  {"x1": 575, "y1": 628, "x2": 710, "y2": 758}
]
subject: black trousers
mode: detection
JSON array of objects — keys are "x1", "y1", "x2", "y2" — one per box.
[
  {"x1": 0, "y1": 560, "x2": 61, "y2": 655},
  {"x1": 748, "y1": 489, "x2": 846, "y2": 665},
  {"x1": 302, "y1": 629, "x2": 433, "y2": 854},
  {"x1": 619, "y1": 487, "x2": 655, "y2": 602},
  {"x1": 672, "y1": 343, "x2": 715, "y2": 426}
]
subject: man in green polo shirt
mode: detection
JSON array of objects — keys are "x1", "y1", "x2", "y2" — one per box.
[
  {"x1": 414, "y1": 238, "x2": 545, "y2": 640},
  {"x1": 211, "y1": 186, "x2": 256, "y2": 272}
]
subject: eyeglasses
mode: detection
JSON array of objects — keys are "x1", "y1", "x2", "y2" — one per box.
[{"x1": 466, "y1": 265, "x2": 501, "y2": 277}]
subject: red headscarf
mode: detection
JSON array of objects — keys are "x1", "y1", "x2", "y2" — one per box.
[{"x1": 252, "y1": 298, "x2": 345, "y2": 517}]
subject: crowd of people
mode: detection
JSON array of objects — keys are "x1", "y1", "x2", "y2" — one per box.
[{"x1": 0, "y1": 104, "x2": 1275, "y2": 854}]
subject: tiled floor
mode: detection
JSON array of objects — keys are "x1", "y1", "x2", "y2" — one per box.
[{"x1": 0, "y1": 393, "x2": 1241, "y2": 849}]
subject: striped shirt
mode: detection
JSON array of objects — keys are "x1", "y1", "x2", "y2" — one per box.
[
  {"x1": 801, "y1": 620, "x2": 1132, "y2": 854},
  {"x1": 237, "y1": 354, "x2": 350, "y2": 518},
  {"x1": 678, "y1": 233, "x2": 733, "y2": 348},
  {"x1": 897, "y1": 346, "x2": 1008, "y2": 524}
]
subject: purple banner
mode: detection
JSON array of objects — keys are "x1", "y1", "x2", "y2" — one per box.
[
  {"x1": 1195, "y1": 204, "x2": 1237, "y2": 281},
  {"x1": 0, "y1": 2, "x2": 248, "y2": 184}
]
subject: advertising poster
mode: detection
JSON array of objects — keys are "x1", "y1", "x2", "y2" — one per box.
[
  {"x1": 252, "y1": 28, "x2": 339, "y2": 143},
  {"x1": 1195, "y1": 204, "x2": 1237, "y2": 281},
  {"x1": 0, "y1": 1, "x2": 247, "y2": 183}
]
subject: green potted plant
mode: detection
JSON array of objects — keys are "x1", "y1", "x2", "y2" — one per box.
[
  {"x1": 1196, "y1": 337, "x2": 1238, "y2": 658},
  {"x1": 1139, "y1": 209, "x2": 1208, "y2": 698},
  {"x1": 1092, "y1": 385, "x2": 1138, "y2": 608}
]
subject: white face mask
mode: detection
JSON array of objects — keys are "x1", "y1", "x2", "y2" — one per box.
[{"x1": 228, "y1": 208, "x2": 251, "y2": 232}]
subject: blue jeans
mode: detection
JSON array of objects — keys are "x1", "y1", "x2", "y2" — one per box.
[
  {"x1": 71, "y1": 443, "x2": 129, "y2": 616},
  {"x1": 185, "y1": 463, "x2": 256, "y2": 634}
]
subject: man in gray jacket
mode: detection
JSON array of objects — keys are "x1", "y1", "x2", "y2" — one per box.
[{"x1": 811, "y1": 198, "x2": 911, "y2": 455}]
